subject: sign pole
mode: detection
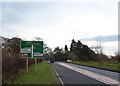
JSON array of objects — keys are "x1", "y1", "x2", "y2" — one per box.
[
  {"x1": 35, "y1": 58, "x2": 37, "y2": 72},
  {"x1": 31, "y1": 45, "x2": 33, "y2": 57},
  {"x1": 26, "y1": 58, "x2": 28, "y2": 72}
]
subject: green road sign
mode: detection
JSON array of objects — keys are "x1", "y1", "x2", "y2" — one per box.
[{"x1": 20, "y1": 41, "x2": 43, "y2": 58}]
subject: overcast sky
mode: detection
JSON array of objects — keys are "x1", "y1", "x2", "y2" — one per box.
[{"x1": 1, "y1": 0, "x2": 119, "y2": 56}]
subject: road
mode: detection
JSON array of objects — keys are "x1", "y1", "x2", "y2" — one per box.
[{"x1": 52, "y1": 62, "x2": 119, "y2": 86}]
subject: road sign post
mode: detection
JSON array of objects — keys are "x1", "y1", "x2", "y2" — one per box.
[
  {"x1": 35, "y1": 58, "x2": 37, "y2": 72},
  {"x1": 20, "y1": 41, "x2": 43, "y2": 72},
  {"x1": 26, "y1": 58, "x2": 28, "y2": 72}
]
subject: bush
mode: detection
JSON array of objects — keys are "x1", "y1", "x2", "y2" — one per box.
[{"x1": 1, "y1": 37, "x2": 36, "y2": 84}]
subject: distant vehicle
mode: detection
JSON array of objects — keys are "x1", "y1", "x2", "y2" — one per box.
[
  {"x1": 66, "y1": 60, "x2": 72, "y2": 62},
  {"x1": 50, "y1": 58, "x2": 55, "y2": 63}
]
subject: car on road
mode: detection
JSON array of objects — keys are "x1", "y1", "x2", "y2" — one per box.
[
  {"x1": 66, "y1": 60, "x2": 72, "y2": 62},
  {"x1": 50, "y1": 58, "x2": 55, "y2": 63}
]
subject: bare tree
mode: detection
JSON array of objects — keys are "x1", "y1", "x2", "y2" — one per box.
[
  {"x1": 43, "y1": 44, "x2": 52, "y2": 54},
  {"x1": 91, "y1": 40, "x2": 103, "y2": 55},
  {"x1": 34, "y1": 37, "x2": 43, "y2": 41}
]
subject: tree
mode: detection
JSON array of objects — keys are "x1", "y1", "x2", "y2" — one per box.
[
  {"x1": 69, "y1": 52, "x2": 77, "y2": 61},
  {"x1": 70, "y1": 39, "x2": 77, "y2": 52},
  {"x1": 34, "y1": 37, "x2": 43, "y2": 41},
  {"x1": 44, "y1": 44, "x2": 52, "y2": 54},
  {"x1": 2, "y1": 37, "x2": 26, "y2": 84},
  {"x1": 90, "y1": 40, "x2": 108, "y2": 62},
  {"x1": 112, "y1": 52, "x2": 120, "y2": 62},
  {"x1": 69, "y1": 39, "x2": 97, "y2": 61},
  {"x1": 9, "y1": 37, "x2": 22, "y2": 53},
  {"x1": 43, "y1": 44, "x2": 53, "y2": 60},
  {"x1": 98, "y1": 54, "x2": 109, "y2": 62},
  {"x1": 64, "y1": 45, "x2": 69, "y2": 61},
  {"x1": 65, "y1": 45, "x2": 68, "y2": 52},
  {"x1": 93, "y1": 40, "x2": 103, "y2": 55},
  {"x1": 53, "y1": 47, "x2": 65, "y2": 61}
]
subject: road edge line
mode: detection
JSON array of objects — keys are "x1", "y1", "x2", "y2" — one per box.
[{"x1": 51, "y1": 63, "x2": 64, "y2": 86}]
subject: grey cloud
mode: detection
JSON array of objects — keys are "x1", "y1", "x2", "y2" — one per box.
[{"x1": 81, "y1": 34, "x2": 119, "y2": 42}]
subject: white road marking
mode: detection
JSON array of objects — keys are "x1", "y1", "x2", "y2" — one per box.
[
  {"x1": 52, "y1": 65, "x2": 64, "y2": 85},
  {"x1": 57, "y1": 62, "x2": 119, "y2": 85}
]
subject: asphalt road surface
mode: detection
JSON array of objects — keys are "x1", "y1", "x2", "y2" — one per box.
[{"x1": 52, "y1": 62, "x2": 119, "y2": 86}]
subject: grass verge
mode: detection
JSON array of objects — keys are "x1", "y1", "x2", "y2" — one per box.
[
  {"x1": 70, "y1": 61, "x2": 120, "y2": 72},
  {"x1": 14, "y1": 62, "x2": 60, "y2": 84}
]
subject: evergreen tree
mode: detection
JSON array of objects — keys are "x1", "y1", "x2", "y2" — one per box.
[
  {"x1": 65, "y1": 45, "x2": 68, "y2": 52},
  {"x1": 64, "y1": 45, "x2": 69, "y2": 61},
  {"x1": 69, "y1": 39, "x2": 97, "y2": 61},
  {"x1": 53, "y1": 47, "x2": 65, "y2": 61},
  {"x1": 70, "y1": 39, "x2": 77, "y2": 52}
]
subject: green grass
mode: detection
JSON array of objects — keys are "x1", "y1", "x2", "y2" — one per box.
[
  {"x1": 14, "y1": 62, "x2": 60, "y2": 84},
  {"x1": 70, "y1": 61, "x2": 119, "y2": 71}
]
